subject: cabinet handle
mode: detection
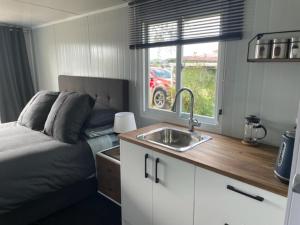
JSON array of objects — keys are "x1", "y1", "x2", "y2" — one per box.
[
  {"x1": 227, "y1": 185, "x2": 264, "y2": 202},
  {"x1": 155, "y1": 158, "x2": 160, "y2": 183},
  {"x1": 144, "y1": 154, "x2": 149, "y2": 178}
]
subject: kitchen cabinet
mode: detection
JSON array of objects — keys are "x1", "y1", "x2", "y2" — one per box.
[
  {"x1": 152, "y1": 150, "x2": 195, "y2": 225},
  {"x1": 194, "y1": 167, "x2": 287, "y2": 225},
  {"x1": 120, "y1": 141, "x2": 153, "y2": 225},
  {"x1": 121, "y1": 140, "x2": 287, "y2": 225},
  {"x1": 120, "y1": 123, "x2": 288, "y2": 225},
  {"x1": 120, "y1": 140, "x2": 195, "y2": 225}
]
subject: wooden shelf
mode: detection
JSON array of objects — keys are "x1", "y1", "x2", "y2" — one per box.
[{"x1": 248, "y1": 58, "x2": 300, "y2": 63}]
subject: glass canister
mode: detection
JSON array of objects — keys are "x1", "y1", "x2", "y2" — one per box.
[
  {"x1": 254, "y1": 39, "x2": 271, "y2": 59},
  {"x1": 289, "y1": 37, "x2": 300, "y2": 59},
  {"x1": 242, "y1": 115, "x2": 267, "y2": 146},
  {"x1": 271, "y1": 38, "x2": 289, "y2": 59}
]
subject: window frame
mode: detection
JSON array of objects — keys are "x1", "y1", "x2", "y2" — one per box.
[{"x1": 142, "y1": 41, "x2": 225, "y2": 128}]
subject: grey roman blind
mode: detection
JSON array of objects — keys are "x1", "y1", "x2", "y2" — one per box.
[{"x1": 129, "y1": 0, "x2": 245, "y2": 49}]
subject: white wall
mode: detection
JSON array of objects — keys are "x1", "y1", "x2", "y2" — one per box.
[
  {"x1": 222, "y1": 0, "x2": 300, "y2": 146},
  {"x1": 32, "y1": 0, "x2": 300, "y2": 146},
  {"x1": 33, "y1": 5, "x2": 130, "y2": 90}
]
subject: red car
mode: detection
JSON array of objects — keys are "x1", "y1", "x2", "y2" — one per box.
[{"x1": 149, "y1": 68, "x2": 174, "y2": 109}]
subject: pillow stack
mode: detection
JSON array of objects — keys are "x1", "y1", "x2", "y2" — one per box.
[
  {"x1": 18, "y1": 90, "x2": 95, "y2": 144},
  {"x1": 44, "y1": 91, "x2": 95, "y2": 144},
  {"x1": 84, "y1": 106, "x2": 117, "y2": 129},
  {"x1": 17, "y1": 91, "x2": 59, "y2": 131}
]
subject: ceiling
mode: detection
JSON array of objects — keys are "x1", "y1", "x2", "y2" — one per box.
[{"x1": 0, "y1": 0, "x2": 126, "y2": 28}]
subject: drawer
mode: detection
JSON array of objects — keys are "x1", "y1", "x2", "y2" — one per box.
[
  {"x1": 96, "y1": 155, "x2": 121, "y2": 203},
  {"x1": 194, "y1": 167, "x2": 287, "y2": 225}
]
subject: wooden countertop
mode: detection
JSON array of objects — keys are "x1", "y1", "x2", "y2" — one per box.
[{"x1": 119, "y1": 123, "x2": 288, "y2": 197}]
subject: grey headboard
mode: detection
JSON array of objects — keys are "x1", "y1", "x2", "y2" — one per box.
[{"x1": 58, "y1": 75, "x2": 129, "y2": 112}]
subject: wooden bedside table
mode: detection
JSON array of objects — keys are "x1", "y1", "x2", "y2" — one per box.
[{"x1": 96, "y1": 146, "x2": 121, "y2": 205}]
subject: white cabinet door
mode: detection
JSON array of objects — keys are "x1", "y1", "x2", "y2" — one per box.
[
  {"x1": 195, "y1": 167, "x2": 287, "y2": 225},
  {"x1": 120, "y1": 141, "x2": 153, "y2": 225},
  {"x1": 152, "y1": 151, "x2": 195, "y2": 225}
]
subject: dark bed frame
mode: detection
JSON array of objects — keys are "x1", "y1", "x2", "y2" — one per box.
[{"x1": 0, "y1": 75, "x2": 129, "y2": 225}]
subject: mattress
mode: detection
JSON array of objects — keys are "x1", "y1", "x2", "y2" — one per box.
[{"x1": 0, "y1": 122, "x2": 95, "y2": 214}]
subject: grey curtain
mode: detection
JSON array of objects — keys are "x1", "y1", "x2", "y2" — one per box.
[{"x1": 0, "y1": 26, "x2": 34, "y2": 122}]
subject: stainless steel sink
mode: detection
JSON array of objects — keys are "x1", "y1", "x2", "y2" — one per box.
[{"x1": 137, "y1": 127, "x2": 211, "y2": 152}]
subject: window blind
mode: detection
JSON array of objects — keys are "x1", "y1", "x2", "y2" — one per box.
[{"x1": 129, "y1": 0, "x2": 245, "y2": 49}]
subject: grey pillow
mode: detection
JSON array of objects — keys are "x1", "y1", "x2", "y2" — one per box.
[
  {"x1": 84, "y1": 107, "x2": 117, "y2": 129},
  {"x1": 44, "y1": 91, "x2": 95, "y2": 144},
  {"x1": 17, "y1": 91, "x2": 59, "y2": 130}
]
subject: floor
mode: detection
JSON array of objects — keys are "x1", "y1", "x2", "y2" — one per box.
[{"x1": 33, "y1": 193, "x2": 121, "y2": 225}]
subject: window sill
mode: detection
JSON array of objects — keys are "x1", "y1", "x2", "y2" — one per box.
[{"x1": 139, "y1": 109, "x2": 222, "y2": 134}]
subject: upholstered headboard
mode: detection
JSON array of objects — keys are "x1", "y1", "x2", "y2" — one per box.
[{"x1": 58, "y1": 75, "x2": 129, "y2": 111}]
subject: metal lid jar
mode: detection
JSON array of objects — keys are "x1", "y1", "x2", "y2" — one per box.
[
  {"x1": 289, "y1": 37, "x2": 300, "y2": 59},
  {"x1": 271, "y1": 38, "x2": 289, "y2": 59},
  {"x1": 254, "y1": 39, "x2": 271, "y2": 59}
]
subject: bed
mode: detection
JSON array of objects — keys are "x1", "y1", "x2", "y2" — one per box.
[{"x1": 0, "y1": 75, "x2": 129, "y2": 225}]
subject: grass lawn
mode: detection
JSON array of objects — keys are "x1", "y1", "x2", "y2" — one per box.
[
  {"x1": 151, "y1": 64, "x2": 217, "y2": 118},
  {"x1": 181, "y1": 65, "x2": 216, "y2": 117}
]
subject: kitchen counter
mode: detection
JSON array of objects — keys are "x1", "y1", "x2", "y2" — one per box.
[{"x1": 119, "y1": 123, "x2": 288, "y2": 197}]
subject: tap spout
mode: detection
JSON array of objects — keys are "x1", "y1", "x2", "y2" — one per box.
[{"x1": 171, "y1": 88, "x2": 200, "y2": 132}]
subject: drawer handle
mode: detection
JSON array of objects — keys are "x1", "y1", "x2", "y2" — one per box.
[
  {"x1": 155, "y1": 158, "x2": 160, "y2": 183},
  {"x1": 145, "y1": 154, "x2": 149, "y2": 178},
  {"x1": 227, "y1": 185, "x2": 264, "y2": 202}
]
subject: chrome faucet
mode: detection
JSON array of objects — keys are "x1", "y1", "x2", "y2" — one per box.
[{"x1": 171, "y1": 88, "x2": 201, "y2": 132}]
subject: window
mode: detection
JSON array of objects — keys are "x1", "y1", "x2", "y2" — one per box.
[
  {"x1": 139, "y1": 2, "x2": 228, "y2": 125},
  {"x1": 131, "y1": 0, "x2": 242, "y2": 125},
  {"x1": 145, "y1": 42, "x2": 221, "y2": 124}
]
